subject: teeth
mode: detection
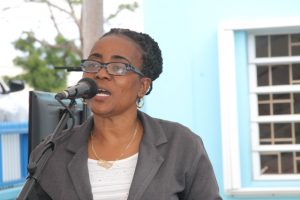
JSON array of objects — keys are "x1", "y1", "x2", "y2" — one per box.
[
  {"x1": 96, "y1": 93, "x2": 110, "y2": 96},
  {"x1": 97, "y1": 88, "x2": 111, "y2": 96},
  {"x1": 98, "y1": 89, "x2": 107, "y2": 92}
]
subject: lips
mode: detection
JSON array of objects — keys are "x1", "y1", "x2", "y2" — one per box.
[{"x1": 96, "y1": 88, "x2": 111, "y2": 96}]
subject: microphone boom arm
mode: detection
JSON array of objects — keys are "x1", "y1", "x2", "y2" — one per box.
[
  {"x1": 17, "y1": 99, "x2": 77, "y2": 200},
  {"x1": 54, "y1": 66, "x2": 82, "y2": 72}
]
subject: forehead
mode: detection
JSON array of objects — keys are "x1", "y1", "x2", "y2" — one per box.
[{"x1": 90, "y1": 35, "x2": 142, "y2": 62}]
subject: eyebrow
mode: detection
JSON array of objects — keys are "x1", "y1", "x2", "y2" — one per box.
[
  {"x1": 88, "y1": 53, "x2": 131, "y2": 64},
  {"x1": 88, "y1": 53, "x2": 102, "y2": 59}
]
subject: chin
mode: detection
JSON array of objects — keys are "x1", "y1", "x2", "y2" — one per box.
[{"x1": 91, "y1": 108, "x2": 112, "y2": 117}]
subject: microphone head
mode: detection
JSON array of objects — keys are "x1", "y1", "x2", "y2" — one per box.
[{"x1": 78, "y1": 77, "x2": 98, "y2": 99}]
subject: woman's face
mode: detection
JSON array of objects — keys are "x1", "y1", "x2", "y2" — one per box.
[{"x1": 83, "y1": 34, "x2": 150, "y2": 117}]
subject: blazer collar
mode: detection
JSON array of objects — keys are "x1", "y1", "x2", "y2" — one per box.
[
  {"x1": 66, "y1": 111, "x2": 168, "y2": 153},
  {"x1": 65, "y1": 111, "x2": 168, "y2": 200},
  {"x1": 66, "y1": 118, "x2": 93, "y2": 153}
]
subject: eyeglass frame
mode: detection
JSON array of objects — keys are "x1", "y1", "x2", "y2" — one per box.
[{"x1": 80, "y1": 59, "x2": 145, "y2": 77}]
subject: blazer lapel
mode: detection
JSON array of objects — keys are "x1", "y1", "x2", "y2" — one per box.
[
  {"x1": 64, "y1": 118, "x2": 93, "y2": 200},
  {"x1": 127, "y1": 111, "x2": 167, "y2": 200},
  {"x1": 128, "y1": 140, "x2": 164, "y2": 200},
  {"x1": 67, "y1": 145, "x2": 93, "y2": 200},
  {"x1": 36, "y1": 118, "x2": 93, "y2": 200}
]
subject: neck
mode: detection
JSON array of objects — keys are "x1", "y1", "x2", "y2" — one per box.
[{"x1": 92, "y1": 110, "x2": 139, "y2": 144}]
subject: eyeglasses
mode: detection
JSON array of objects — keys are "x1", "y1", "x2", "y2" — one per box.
[{"x1": 80, "y1": 59, "x2": 144, "y2": 77}]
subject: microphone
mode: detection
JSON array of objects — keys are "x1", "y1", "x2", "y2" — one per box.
[{"x1": 55, "y1": 77, "x2": 98, "y2": 100}]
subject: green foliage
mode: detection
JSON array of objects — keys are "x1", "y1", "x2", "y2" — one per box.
[
  {"x1": 8, "y1": 0, "x2": 139, "y2": 92},
  {"x1": 12, "y1": 31, "x2": 80, "y2": 92},
  {"x1": 106, "y1": 1, "x2": 139, "y2": 21}
]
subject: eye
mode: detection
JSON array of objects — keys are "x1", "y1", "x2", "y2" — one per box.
[
  {"x1": 109, "y1": 63, "x2": 126, "y2": 74},
  {"x1": 83, "y1": 61, "x2": 101, "y2": 71},
  {"x1": 88, "y1": 61, "x2": 99, "y2": 67}
]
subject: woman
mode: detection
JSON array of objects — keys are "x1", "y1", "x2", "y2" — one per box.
[{"x1": 27, "y1": 28, "x2": 222, "y2": 200}]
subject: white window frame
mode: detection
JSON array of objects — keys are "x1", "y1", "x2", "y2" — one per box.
[
  {"x1": 218, "y1": 18, "x2": 300, "y2": 197},
  {"x1": 248, "y1": 33, "x2": 300, "y2": 181}
]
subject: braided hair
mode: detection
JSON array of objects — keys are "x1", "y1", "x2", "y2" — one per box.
[{"x1": 102, "y1": 28, "x2": 163, "y2": 95}]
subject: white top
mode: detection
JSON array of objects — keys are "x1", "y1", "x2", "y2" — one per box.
[{"x1": 88, "y1": 153, "x2": 138, "y2": 200}]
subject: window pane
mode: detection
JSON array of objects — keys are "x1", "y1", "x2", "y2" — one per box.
[
  {"x1": 271, "y1": 35, "x2": 288, "y2": 57},
  {"x1": 259, "y1": 104, "x2": 270, "y2": 115},
  {"x1": 261, "y1": 154, "x2": 278, "y2": 174},
  {"x1": 259, "y1": 123, "x2": 271, "y2": 145},
  {"x1": 261, "y1": 152, "x2": 300, "y2": 174},
  {"x1": 281, "y1": 153, "x2": 294, "y2": 173},
  {"x1": 274, "y1": 123, "x2": 292, "y2": 144},
  {"x1": 294, "y1": 93, "x2": 300, "y2": 114},
  {"x1": 256, "y1": 35, "x2": 268, "y2": 57},
  {"x1": 258, "y1": 94, "x2": 269, "y2": 101},
  {"x1": 257, "y1": 65, "x2": 269, "y2": 86},
  {"x1": 295, "y1": 123, "x2": 300, "y2": 144},
  {"x1": 273, "y1": 103, "x2": 290, "y2": 115},
  {"x1": 292, "y1": 46, "x2": 300, "y2": 56},
  {"x1": 292, "y1": 64, "x2": 300, "y2": 83},
  {"x1": 273, "y1": 93, "x2": 291, "y2": 115},
  {"x1": 272, "y1": 65, "x2": 289, "y2": 85},
  {"x1": 291, "y1": 33, "x2": 300, "y2": 55},
  {"x1": 291, "y1": 34, "x2": 300, "y2": 42},
  {"x1": 273, "y1": 93, "x2": 290, "y2": 100}
]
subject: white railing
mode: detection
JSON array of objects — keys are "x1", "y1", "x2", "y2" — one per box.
[{"x1": 0, "y1": 122, "x2": 28, "y2": 200}]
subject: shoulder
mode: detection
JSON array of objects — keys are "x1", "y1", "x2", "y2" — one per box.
[
  {"x1": 139, "y1": 111, "x2": 204, "y2": 155},
  {"x1": 29, "y1": 117, "x2": 92, "y2": 162},
  {"x1": 159, "y1": 118, "x2": 205, "y2": 160},
  {"x1": 160, "y1": 118, "x2": 202, "y2": 144}
]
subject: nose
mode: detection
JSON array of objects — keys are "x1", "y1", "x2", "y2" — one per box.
[{"x1": 95, "y1": 65, "x2": 112, "y2": 80}]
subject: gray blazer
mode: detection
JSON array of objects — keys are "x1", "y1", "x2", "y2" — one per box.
[{"x1": 27, "y1": 111, "x2": 222, "y2": 200}]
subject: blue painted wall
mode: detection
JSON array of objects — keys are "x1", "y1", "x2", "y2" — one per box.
[{"x1": 143, "y1": 0, "x2": 300, "y2": 199}]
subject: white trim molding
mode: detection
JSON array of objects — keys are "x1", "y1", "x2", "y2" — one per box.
[
  {"x1": 218, "y1": 18, "x2": 300, "y2": 197},
  {"x1": 229, "y1": 187, "x2": 300, "y2": 197}
]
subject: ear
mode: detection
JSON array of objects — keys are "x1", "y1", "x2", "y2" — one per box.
[{"x1": 138, "y1": 77, "x2": 152, "y2": 98}]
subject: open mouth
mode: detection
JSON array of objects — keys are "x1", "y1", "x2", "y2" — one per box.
[{"x1": 96, "y1": 88, "x2": 111, "y2": 96}]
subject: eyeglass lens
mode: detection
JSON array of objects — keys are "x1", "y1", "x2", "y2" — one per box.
[{"x1": 81, "y1": 61, "x2": 126, "y2": 75}]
